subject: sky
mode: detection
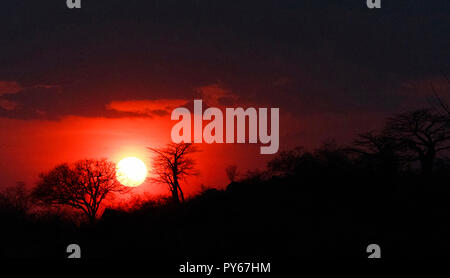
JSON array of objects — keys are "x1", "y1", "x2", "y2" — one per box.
[{"x1": 0, "y1": 0, "x2": 449, "y2": 195}]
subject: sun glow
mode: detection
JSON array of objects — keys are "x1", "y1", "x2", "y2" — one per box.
[{"x1": 116, "y1": 157, "x2": 148, "y2": 187}]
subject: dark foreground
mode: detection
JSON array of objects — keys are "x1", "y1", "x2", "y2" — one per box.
[{"x1": 1, "y1": 171, "x2": 449, "y2": 259}]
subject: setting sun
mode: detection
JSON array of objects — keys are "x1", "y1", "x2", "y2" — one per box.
[{"x1": 116, "y1": 157, "x2": 148, "y2": 187}]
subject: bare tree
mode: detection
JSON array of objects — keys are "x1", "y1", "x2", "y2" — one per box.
[
  {"x1": 350, "y1": 130, "x2": 405, "y2": 175},
  {"x1": 429, "y1": 70, "x2": 450, "y2": 115},
  {"x1": 225, "y1": 165, "x2": 239, "y2": 182},
  {"x1": 384, "y1": 109, "x2": 450, "y2": 176},
  {"x1": 32, "y1": 159, "x2": 128, "y2": 223},
  {"x1": 353, "y1": 131, "x2": 395, "y2": 154},
  {"x1": 148, "y1": 143, "x2": 199, "y2": 204}
]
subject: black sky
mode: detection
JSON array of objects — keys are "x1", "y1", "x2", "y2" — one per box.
[{"x1": 0, "y1": 0, "x2": 449, "y2": 120}]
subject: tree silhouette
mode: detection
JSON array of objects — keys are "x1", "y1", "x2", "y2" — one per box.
[
  {"x1": 225, "y1": 165, "x2": 239, "y2": 182},
  {"x1": 384, "y1": 109, "x2": 450, "y2": 176},
  {"x1": 267, "y1": 146, "x2": 306, "y2": 177},
  {"x1": 32, "y1": 159, "x2": 127, "y2": 223},
  {"x1": 0, "y1": 182, "x2": 32, "y2": 215},
  {"x1": 429, "y1": 71, "x2": 450, "y2": 115},
  {"x1": 351, "y1": 131, "x2": 403, "y2": 175},
  {"x1": 148, "y1": 143, "x2": 199, "y2": 204}
]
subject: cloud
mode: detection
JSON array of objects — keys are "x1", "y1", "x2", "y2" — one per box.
[
  {"x1": 0, "y1": 81, "x2": 22, "y2": 96},
  {"x1": 0, "y1": 99, "x2": 18, "y2": 111},
  {"x1": 197, "y1": 84, "x2": 239, "y2": 107},
  {"x1": 0, "y1": 82, "x2": 190, "y2": 120},
  {"x1": 0, "y1": 82, "x2": 62, "y2": 114},
  {"x1": 106, "y1": 99, "x2": 188, "y2": 117},
  {"x1": 0, "y1": 1, "x2": 448, "y2": 121},
  {"x1": 399, "y1": 77, "x2": 450, "y2": 97},
  {"x1": 0, "y1": 85, "x2": 64, "y2": 119}
]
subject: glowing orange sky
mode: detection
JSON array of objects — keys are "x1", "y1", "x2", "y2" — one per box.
[
  {"x1": 0, "y1": 106, "x2": 391, "y2": 199},
  {"x1": 0, "y1": 114, "x2": 275, "y2": 197}
]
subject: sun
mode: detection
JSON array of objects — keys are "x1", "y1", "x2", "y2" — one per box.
[{"x1": 116, "y1": 157, "x2": 148, "y2": 187}]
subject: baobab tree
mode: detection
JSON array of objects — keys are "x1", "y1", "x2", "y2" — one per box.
[
  {"x1": 148, "y1": 143, "x2": 199, "y2": 204},
  {"x1": 351, "y1": 130, "x2": 404, "y2": 175},
  {"x1": 32, "y1": 159, "x2": 128, "y2": 223},
  {"x1": 384, "y1": 109, "x2": 450, "y2": 176}
]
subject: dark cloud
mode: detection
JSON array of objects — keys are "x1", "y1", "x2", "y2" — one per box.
[{"x1": 0, "y1": 0, "x2": 448, "y2": 120}]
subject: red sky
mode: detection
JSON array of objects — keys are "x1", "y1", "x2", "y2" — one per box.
[
  {"x1": 0, "y1": 80, "x2": 447, "y2": 197},
  {"x1": 0, "y1": 112, "x2": 270, "y2": 195},
  {"x1": 0, "y1": 1, "x2": 448, "y2": 198},
  {"x1": 0, "y1": 106, "x2": 390, "y2": 196}
]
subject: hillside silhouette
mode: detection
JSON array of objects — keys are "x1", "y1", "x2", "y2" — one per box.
[{"x1": 1, "y1": 108, "x2": 450, "y2": 258}]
